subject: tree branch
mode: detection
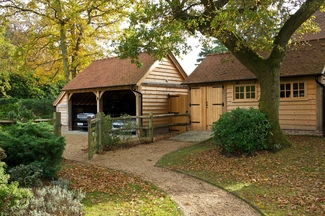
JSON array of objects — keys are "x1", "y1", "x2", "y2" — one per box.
[
  {"x1": 219, "y1": 31, "x2": 264, "y2": 75},
  {"x1": 274, "y1": 0, "x2": 324, "y2": 48}
]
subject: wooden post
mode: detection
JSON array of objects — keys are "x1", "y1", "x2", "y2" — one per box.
[
  {"x1": 68, "y1": 97, "x2": 73, "y2": 131},
  {"x1": 88, "y1": 117, "x2": 92, "y2": 160},
  {"x1": 149, "y1": 112, "x2": 154, "y2": 142},
  {"x1": 96, "y1": 112, "x2": 104, "y2": 153},
  {"x1": 53, "y1": 112, "x2": 61, "y2": 136}
]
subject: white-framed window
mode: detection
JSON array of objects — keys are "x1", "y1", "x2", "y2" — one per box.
[
  {"x1": 234, "y1": 85, "x2": 256, "y2": 100},
  {"x1": 280, "y1": 82, "x2": 305, "y2": 98}
]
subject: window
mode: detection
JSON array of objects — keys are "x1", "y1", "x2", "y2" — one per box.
[
  {"x1": 280, "y1": 82, "x2": 305, "y2": 98},
  {"x1": 234, "y1": 85, "x2": 256, "y2": 100}
]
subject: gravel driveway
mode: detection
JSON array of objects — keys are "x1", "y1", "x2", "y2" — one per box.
[{"x1": 63, "y1": 131, "x2": 261, "y2": 216}]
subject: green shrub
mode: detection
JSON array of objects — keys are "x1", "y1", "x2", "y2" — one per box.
[
  {"x1": 22, "y1": 98, "x2": 55, "y2": 119},
  {"x1": 212, "y1": 107, "x2": 272, "y2": 155},
  {"x1": 0, "y1": 162, "x2": 33, "y2": 215},
  {"x1": 0, "y1": 121, "x2": 65, "y2": 179},
  {"x1": 0, "y1": 160, "x2": 83, "y2": 216},
  {"x1": 8, "y1": 164, "x2": 43, "y2": 188},
  {"x1": 0, "y1": 98, "x2": 54, "y2": 120},
  {"x1": 6, "y1": 101, "x2": 36, "y2": 121},
  {"x1": 0, "y1": 147, "x2": 6, "y2": 161},
  {"x1": 102, "y1": 115, "x2": 132, "y2": 150}
]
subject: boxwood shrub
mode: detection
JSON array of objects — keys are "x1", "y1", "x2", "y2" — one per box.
[
  {"x1": 8, "y1": 164, "x2": 43, "y2": 188},
  {"x1": 211, "y1": 107, "x2": 271, "y2": 155}
]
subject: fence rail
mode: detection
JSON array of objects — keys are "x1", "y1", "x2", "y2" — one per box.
[
  {"x1": 0, "y1": 112, "x2": 61, "y2": 136},
  {"x1": 87, "y1": 112, "x2": 190, "y2": 159}
]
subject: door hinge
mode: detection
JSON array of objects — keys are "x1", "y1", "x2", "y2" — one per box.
[{"x1": 212, "y1": 102, "x2": 225, "y2": 106}]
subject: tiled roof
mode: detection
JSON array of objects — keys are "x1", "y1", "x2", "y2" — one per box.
[
  {"x1": 183, "y1": 38, "x2": 325, "y2": 84},
  {"x1": 62, "y1": 53, "x2": 157, "y2": 91},
  {"x1": 303, "y1": 11, "x2": 325, "y2": 41}
]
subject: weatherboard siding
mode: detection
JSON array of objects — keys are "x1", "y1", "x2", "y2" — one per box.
[
  {"x1": 55, "y1": 93, "x2": 69, "y2": 131},
  {"x1": 225, "y1": 81, "x2": 260, "y2": 111},
  {"x1": 223, "y1": 77, "x2": 318, "y2": 133},
  {"x1": 141, "y1": 85, "x2": 188, "y2": 126},
  {"x1": 143, "y1": 58, "x2": 185, "y2": 84},
  {"x1": 140, "y1": 58, "x2": 188, "y2": 126},
  {"x1": 279, "y1": 77, "x2": 317, "y2": 131}
]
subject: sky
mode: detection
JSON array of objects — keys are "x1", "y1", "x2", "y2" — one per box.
[{"x1": 175, "y1": 37, "x2": 202, "y2": 75}]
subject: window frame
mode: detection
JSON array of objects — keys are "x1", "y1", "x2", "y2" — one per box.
[
  {"x1": 280, "y1": 81, "x2": 306, "y2": 100},
  {"x1": 233, "y1": 84, "x2": 257, "y2": 101}
]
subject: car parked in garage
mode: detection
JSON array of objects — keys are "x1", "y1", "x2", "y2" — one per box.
[
  {"x1": 76, "y1": 112, "x2": 136, "y2": 134},
  {"x1": 111, "y1": 117, "x2": 137, "y2": 134},
  {"x1": 76, "y1": 112, "x2": 95, "y2": 129}
]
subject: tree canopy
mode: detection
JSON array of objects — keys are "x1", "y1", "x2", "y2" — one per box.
[
  {"x1": 0, "y1": 25, "x2": 15, "y2": 97},
  {"x1": 1, "y1": 0, "x2": 134, "y2": 82},
  {"x1": 116, "y1": 0, "x2": 325, "y2": 151}
]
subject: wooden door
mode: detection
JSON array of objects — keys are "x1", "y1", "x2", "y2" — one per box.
[
  {"x1": 169, "y1": 95, "x2": 188, "y2": 133},
  {"x1": 190, "y1": 87, "x2": 206, "y2": 130},
  {"x1": 206, "y1": 86, "x2": 223, "y2": 130},
  {"x1": 190, "y1": 86, "x2": 223, "y2": 131}
]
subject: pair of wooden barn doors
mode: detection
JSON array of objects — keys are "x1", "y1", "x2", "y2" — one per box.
[{"x1": 190, "y1": 86, "x2": 224, "y2": 131}]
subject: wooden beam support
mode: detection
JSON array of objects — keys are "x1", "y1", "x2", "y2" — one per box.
[
  {"x1": 93, "y1": 91, "x2": 104, "y2": 113},
  {"x1": 68, "y1": 93, "x2": 74, "y2": 100}
]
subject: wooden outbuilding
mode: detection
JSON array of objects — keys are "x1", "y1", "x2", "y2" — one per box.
[
  {"x1": 183, "y1": 38, "x2": 325, "y2": 136},
  {"x1": 53, "y1": 53, "x2": 188, "y2": 132}
]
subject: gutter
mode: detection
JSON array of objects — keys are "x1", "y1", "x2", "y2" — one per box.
[{"x1": 315, "y1": 75, "x2": 325, "y2": 137}]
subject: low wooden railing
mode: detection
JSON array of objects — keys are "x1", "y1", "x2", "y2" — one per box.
[
  {"x1": 0, "y1": 112, "x2": 61, "y2": 136},
  {"x1": 87, "y1": 112, "x2": 190, "y2": 159}
]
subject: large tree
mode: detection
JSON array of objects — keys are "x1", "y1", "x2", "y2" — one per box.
[
  {"x1": 1, "y1": 0, "x2": 133, "y2": 82},
  {"x1": 0, "y1": 22, "x2": 20, "y2": 97},
  {"x1": 116, "y1": 0, "x2": 324, "y2": 151}
]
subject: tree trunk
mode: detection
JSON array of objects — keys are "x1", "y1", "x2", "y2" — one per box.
[
  {"x1": 59, "y1": 27, "x2": 70, "y2": 82},
  {"x1": 257, "y1": 63, "x2": 291, "y2": 151},
  {"x1": 56, "y1": 0, "x2": 70, "y2": 82}
]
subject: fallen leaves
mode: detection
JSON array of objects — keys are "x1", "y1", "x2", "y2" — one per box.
[
  {"x1": 58, "y1": 160, "x2": 163, "y2": 198},
  {"x1": 161, "y1": 135, "x2": 325, "y2": 216},
  {"x1": 58, "y1": 160, "x2": 181, "y2": 215}
]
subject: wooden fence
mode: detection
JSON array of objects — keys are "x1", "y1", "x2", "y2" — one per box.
[
  {"x1": 87, "y1": 112, "x2": 190, "y2": 159},
  {"x1": 0, "y1": 112, "x2": 61, "y2": 136},
  {"x1": 88, "y1": 112, "x2": 103, "y2": 159}
]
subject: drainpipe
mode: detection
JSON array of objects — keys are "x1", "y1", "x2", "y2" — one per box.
[
  {"x1": 131, "y1": 86, "x2": 143, "y2": 126},
  {"x1": 315, "y1": 75, "x2": 325, "y2": 137}
]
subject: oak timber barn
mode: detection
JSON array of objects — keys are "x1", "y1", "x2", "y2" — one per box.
[
  {"x1": 53, "y1": 53, "x2": 188, "y2": 132},
  {"x1": 183, "y1": 38, "x2": 325, "y2": 136}
]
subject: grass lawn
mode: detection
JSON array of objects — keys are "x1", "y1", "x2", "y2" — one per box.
[
  {"x1": 58, "y1": 160, "x2": 181, "y2": 216},
  {"x1": 156, "y1": 135, "x2": 325, "y2": 216}
]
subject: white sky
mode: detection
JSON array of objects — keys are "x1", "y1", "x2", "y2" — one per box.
[{"x1": 176, "y1": 37, "x2": 202, "y2": 75}]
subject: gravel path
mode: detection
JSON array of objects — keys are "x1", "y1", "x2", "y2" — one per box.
[{"x1": 63, "y1": 131, "x2": 261, "y2": 216}]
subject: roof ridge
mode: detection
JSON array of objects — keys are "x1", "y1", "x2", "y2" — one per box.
[
  {"x1": 93, "y1": 55, "x2": 119, "y2": 62},
  {"x1": 206, "y1": 52, "x2": 230, "y2": 57},
  {"x1": 92, "y1": 52, "x2": 150, "y2": 62}
]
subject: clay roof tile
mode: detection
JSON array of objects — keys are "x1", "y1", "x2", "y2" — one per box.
[
  {"x1": 183, "y1": 39, "x2": 325, "y2": 84},
  {"x1": 62, "y1": 53, "x2": 156, "y2": 91}
]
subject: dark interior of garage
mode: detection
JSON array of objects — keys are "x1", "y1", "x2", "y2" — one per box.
[{"x1": 71, "y1": 90, "x2": 136, "y2": 130}]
